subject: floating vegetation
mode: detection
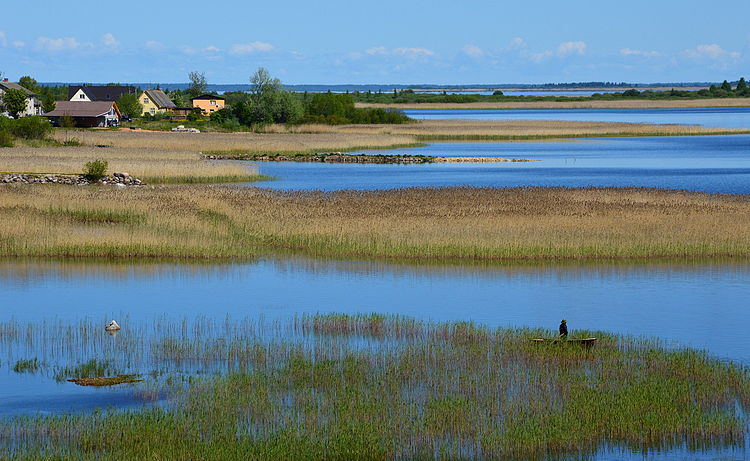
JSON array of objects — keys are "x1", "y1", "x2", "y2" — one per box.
[
  {"x1": 67, "y1": 375, "x2": 143, "y2": 387},
  {"x1": 12, "y1": 358, "x2": 39, "y2": 374},
  {"x1": 0, "y1": 314, "x2": 748, "y2": 460}
]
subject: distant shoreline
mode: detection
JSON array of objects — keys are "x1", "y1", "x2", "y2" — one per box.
[{"x1": 357, "y1": 98, "x2": 750, "y2": 110}]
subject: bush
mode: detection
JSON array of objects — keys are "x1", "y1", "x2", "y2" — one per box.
[
  {"x1": 83, "y1": 159, "x2": 108, "y2": 181},
  {"x1": 0, "y1": 128, "x2": 14, "y2": 147},
  {"x1": 10, "y1": 116, "x2": 53, "y2": 140}
]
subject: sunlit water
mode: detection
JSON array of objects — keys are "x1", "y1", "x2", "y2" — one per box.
[
  {"x1": 1, "y1": 258, "x2": 749, "y2": 419},
  {"x1": 249, "y1": 135, "x2": 750, "y2": 192},
  {"x1": 404, "y1": 107, "x2": 750, "y2": 128}
]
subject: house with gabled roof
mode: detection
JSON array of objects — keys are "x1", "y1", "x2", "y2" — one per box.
[
  {"x1": 68, "y1": 85, "x2": 136, "y2": 102},
  {"x1": 139, "y1": 89, "x2": 176, "y2": 116},
  {"x1": 45, "y1": 101, "x2": 121, "y2": 127},
  {"x1": 0, "y1": 78, "x2": 42, "y2": 117},
  {"x1": 191, "y1": 93, "x2": 225, "y2": 115}
]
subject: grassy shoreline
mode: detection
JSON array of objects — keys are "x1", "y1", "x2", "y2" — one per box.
[
  {"x1": 2, "y1": 314, "x2": 748, "y2": 460},
  {"x1": 1, "y1": 186, "x2": 749, "y2": 262}
]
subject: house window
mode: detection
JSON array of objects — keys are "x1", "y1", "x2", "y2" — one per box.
[
  {"x1": 150, "y1": 108, "x2": 156, "y2": 114},
  {"x1": 79, "y1": 94, "x2": 85, "y2": 99},
  {"x1": 143, "y1": 98, "x2": 149, "y2": 104},
  {"x1": 210, "y1": 100, "x2": 216, "y2": 105},
  {"x1": 210, "y1": 109, "x2": 215, "y2": 112}
]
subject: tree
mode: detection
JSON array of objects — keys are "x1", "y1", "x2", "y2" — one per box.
[
  {"x1": 117, "y1": 93, "x2": 144, "y2": 119},
  {"x1": 247, "y1": 68, "x2": 303, "y2": 125},
  {"x1": 42, "y1": 94, "x2": 56, "y2": 114},
  {"x1": 18, "y1": 76, "x2": 41, "y2": 94},
  {"x1": 737, "y1": 77, "x2": 748, "y2": 93},
  {"x1": 1, "y1": 88, "x2": 29, "y2": 117},
  {"x1": 188, "y1": 71, "x2": 207, "y2": 99},
  {"x1": 721, "y1": 80, "x2": 732, "y2": 92}
]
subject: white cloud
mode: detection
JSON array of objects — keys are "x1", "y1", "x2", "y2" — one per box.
[
  {"x1": 180, "y1": 45, "x2": 221, "y2": 55},
  {"x1": 393, "y1": 47, "x2": 434, "y2": 58},
  {"x1": 12, "y1": 41, "x2": 25, "y2": 48},
  {"x1": 506, "y1": 37, "x2": 527, "y2": 51},
  {"x1": 620, "y1": 48, "x2": 660, "y2": 58},
  {"x1": 462, "y1": 45, "x2": 484, "y2": 58},
  {"x1": 529, "y1": 50, "x2": 553, "y2": 63},
  {"x1": 101, "y1": 33, "x2": 119, "y2": 47},
  {"x1": 557, "y1": 41, "x2": 586, "y2": 57},
  {"x1": 35, "y1": 36, "x2": 91, "y2": 52},
  {"x1": 144, "y1": 40, "x2": 165, "y2": 50},
  {"x1": 229, "y1": 41, "x2": 274, "y2": 55},
  {"x1": 0, "y1": 31, "x2": 6, "y2": 47},
  {"x1": 683, "y1": 44, "x2": 740, "y2": 61},
  {"x1": 364, "y1": 46, "x2": 434, "y2": 59},
  {"x1": 366, "y1": 46, "x2": 388, "y2": 55}
]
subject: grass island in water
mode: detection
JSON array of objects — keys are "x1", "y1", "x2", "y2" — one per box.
[{"x1": 1, "y1": 314, "x2": 748, "y2": 460}]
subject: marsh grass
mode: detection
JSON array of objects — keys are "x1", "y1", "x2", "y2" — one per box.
[
  {"x1": 0, "y1": 146, "x2": 266, "y2": 185},
  {"x1": 1, "y1": 186, "x2": 750, "y2": 261},
  {"x1": 0, "y1": 314, "x2": 748, "y2": 460},
  {"x1": 12, "y1": 358, "x2": 39, "y2": 374}
]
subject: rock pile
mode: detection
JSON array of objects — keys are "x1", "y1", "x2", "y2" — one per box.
[{"x1": 1, "y1": 172, "x2": 145, "y2": 186}]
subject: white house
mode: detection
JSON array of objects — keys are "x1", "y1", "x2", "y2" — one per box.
[{"x1": 0, "y1": 79, "x2": 42, "y2": 117}]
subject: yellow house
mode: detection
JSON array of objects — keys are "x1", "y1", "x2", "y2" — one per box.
[
  {"x1": 139, "y1": 89, "x2": 176, "y2": 116},
  {"x1": 191, "y1": 94, "x2": 225, "y2": 115}
]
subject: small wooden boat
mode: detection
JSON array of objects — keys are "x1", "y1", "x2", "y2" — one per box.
[{"x1": 531, "y1": 337, "x2": 598, "y2": 347}]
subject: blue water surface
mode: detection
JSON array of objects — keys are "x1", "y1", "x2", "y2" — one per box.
[
  {"x1": 250, "y1": 135, "x2": 750, "y2": 193},
  {"x1": 403, "y1": 107, "x2": 750, "y2": 128}
]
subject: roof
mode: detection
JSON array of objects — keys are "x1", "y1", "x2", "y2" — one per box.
[
  {"x1": 68, "y1": 85, "x2": 136, "y2": 101},
  {"x1": 0, "y1": 81, "x2": 35, "y2": 96},
  {"x1": 45, "y1": 101, "x2": 120, "y2": 118},
  {"x1": 144, "y1": 89, "x2": 176, "y2": 108},
  {"x1": 191, "y1": 93, "x2": 225, "y2": 101}
]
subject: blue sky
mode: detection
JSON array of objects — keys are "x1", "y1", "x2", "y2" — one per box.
[{"x1": 1, "y1": 0, "x2": 748, "y2": 84}]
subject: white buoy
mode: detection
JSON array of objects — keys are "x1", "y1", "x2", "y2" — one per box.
[{"x1": 105, "y1": 320, "x2": 121, "y2": 332}]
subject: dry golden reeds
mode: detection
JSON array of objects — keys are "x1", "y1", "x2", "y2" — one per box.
[{"x1": 0, "y1": 185, "x2": 748, "y2": 261}]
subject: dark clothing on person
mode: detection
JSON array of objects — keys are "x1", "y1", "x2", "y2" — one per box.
[{"x1": 559, "y1": 322, "x2": 568, "y2": 337}]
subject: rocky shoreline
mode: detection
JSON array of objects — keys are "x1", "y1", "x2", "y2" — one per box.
[
  {"x1": 1, "y1": 172, "x2": 145, "y2": 186},
  {"x1": 203, "y1": 153, "x2": 533, "y2": 164}
]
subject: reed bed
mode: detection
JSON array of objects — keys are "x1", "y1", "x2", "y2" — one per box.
[
  {"x1": 356, "y1": 98, "x2": 750, "y2": 110},
  {"x1": 51, "y1": 130, "x2": 418, "y2": 153},
  {"x1": 0, "y1": 146, "x2": 266, "y2": 184},
  {"x1": 268, "y1": 119, "x2": 748, "y2": 141},
  {"x1": 1, "y1": 185, "x2": 749, "y2": 261},
  {"x1": 0, "y1": 314, "x2": 748, "y2": 460}
]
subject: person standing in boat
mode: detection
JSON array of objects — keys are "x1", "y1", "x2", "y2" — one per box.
[{"x1": 559, "y1": 319, "x2": 568, "y2": 339}]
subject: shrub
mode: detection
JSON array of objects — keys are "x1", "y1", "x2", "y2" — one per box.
[
  {"x1": 83, "y1": 159, "x2": 108, "y2": 181},
  {"x1": 0, "y1": 128, "x2": 13, "y2": 147},
  {"x1": 10, "y1": 116, "x2": 53, "y2": 140}
]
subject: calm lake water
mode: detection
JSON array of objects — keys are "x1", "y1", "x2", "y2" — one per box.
[
  {"x1": 2, "y1": 257, "x2": 749, "y2": 418},
  {"x1": 251, "y1": 135, "x2": 750, "y2": 193},
  {"x1": 404, "y1": 107, "x2": 750, "y2": 128}
]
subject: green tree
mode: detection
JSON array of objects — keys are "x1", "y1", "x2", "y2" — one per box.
[
  {"x1": 721, "y1": 80, "x2": 733, "y2": 92},
  {"x1": 188, "y1": 71, "x2": 207, "y2": 99},
  {"x1": 42, "y1": 94, "x2": 57, "y2": 114},
  {"x1": 18, "y1": 76, "x2": 41, "y2": 94},
  {"x1": 247, "y1": 68, "x2": 303, "y2": 124},
  {"x1": 116, "y1": 93, "x2": 143, "y2": 119},
  {"x1": 736, "y1": 77, "x2": 748, "y2": 93},
  {"x1": 2, "y1": 88, "x2": 29, "y2": 117}
]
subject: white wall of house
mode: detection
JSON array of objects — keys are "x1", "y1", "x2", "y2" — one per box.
[
  {"x1": 70, "y1": 89, "x2": 92, "y2": 102},
  {"x1": 0, "y1": 89, "x2": 40, "y2": 117}
]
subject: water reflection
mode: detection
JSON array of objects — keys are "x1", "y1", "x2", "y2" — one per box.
[{"x1": 1, "y1": 257, "x2": 748, "y2": 364}]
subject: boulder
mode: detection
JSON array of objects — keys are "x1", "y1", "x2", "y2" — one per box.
[{"x1": 105, "y1": 320, "x2": 121, "y2": 332}]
